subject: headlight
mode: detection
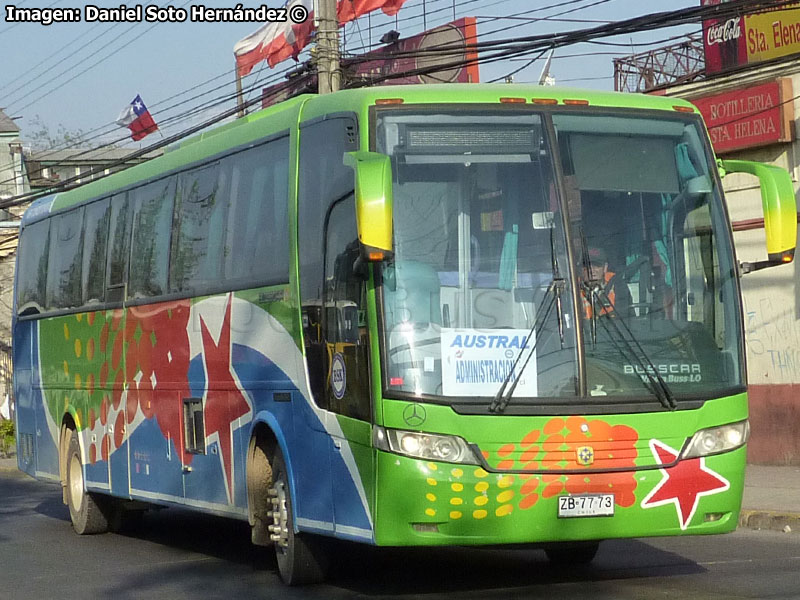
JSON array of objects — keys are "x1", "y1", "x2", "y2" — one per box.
[
  {"x1": 373, "y1": 426, "x2": 478, "y2": 464},
  {"x1": 681, "y1": 420, "x2": 750, "y2": 459}
]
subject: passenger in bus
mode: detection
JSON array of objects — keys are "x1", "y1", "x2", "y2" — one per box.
[{"x1": 582, "y1": 246, "x2": 630, "y2": 318}]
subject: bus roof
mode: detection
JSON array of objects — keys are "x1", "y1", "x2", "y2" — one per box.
[
  {"x1": 297, "y1": 83, "x2": 698, "y2": 121},
  {"x1": 22, "y1": 84, "x2": 698, "y2": 225}
]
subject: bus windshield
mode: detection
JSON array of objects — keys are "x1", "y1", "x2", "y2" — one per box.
[{"x1": 376, "y1": 109, "x2": 743, "y2": 408}]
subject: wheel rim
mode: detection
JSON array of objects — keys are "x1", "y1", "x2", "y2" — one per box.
[
  {"x1": 269, "y1": 479, "x2": 289, "y2": 550},
  {"x1": 69, "y1": 452, "x2": 84, "y2": 512}
]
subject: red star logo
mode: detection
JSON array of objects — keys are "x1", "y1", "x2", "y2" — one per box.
[
  {"x1": 199, "y1": 294, "x2": 252, "y2": 503},
  {"x1": 641, "y1": 439, "x2": 729, "y2": 530}
]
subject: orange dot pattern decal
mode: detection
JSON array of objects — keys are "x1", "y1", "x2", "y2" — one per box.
[
  {"x1": 485, "y1": 416, "x2": 640, "y2": 510},
  {"x1": 419, "y1": 417, "x2": 640, "y2": 524}
]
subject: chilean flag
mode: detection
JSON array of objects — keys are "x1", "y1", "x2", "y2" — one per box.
[
  {"x1": 116, "y1": 95, "x2": 159, "y2": 141},
  {"x1": 234, "y1": 0, "x2": 409, "y2": 76}
]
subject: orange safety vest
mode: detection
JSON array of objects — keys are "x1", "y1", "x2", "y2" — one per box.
[{"x1": 583, "y1": 271, "x2": 616, "y2": 319}]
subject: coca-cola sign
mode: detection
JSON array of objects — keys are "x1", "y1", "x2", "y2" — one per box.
[
  {"x1": 706, "y1": 17, "x2": 742, "y2": 45},
  {"x1": 702, "y1": 1, "x2": 800, "y2": 74},
  {"x1": 702, "y1": 0, "x2": 747, "y2": 74}
]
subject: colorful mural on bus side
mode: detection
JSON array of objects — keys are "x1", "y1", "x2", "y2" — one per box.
[{"x1": 16, "y1": 287, "x2": 747, "y2": 545}]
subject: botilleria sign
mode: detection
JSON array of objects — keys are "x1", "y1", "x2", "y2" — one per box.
[{"x1": 690, "y1": 79, "x2": 794, "y2": 154}]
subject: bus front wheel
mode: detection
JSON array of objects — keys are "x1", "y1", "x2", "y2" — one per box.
[
  {"x1": 269, "y1": 451, "x2": 329, "y2": 585},
  {"x1": 65, "y1": 430, "x2": 110, "y2": 535}
]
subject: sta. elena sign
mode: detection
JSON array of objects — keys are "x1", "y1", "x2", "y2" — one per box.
[{"x1": 702, "y1": 1, "x2": 800, "y2": 74}]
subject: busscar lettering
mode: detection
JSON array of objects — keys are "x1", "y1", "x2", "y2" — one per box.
[
  {"x1": 624, "y1": 363, "x2": 701, "y2": 376},
  {"x1": 4, "y1": 5, "x2": 81, "y2": 25},
  {"x1": 623, "y1": 363, "x2": 702, "y2": 384}
]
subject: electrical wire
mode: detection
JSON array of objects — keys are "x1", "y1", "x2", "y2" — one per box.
[
  {"x1": 0, "y1": 62, "x2": 300, "y2": 193},
  {"x1": 3, "y1": 0, "x2": 196, "y2": 114},
  {"x1": 0, "y1": 77, "x2": 301, "y2": 210},
  {"x1": 0, "y1": 0, "x2": 787, "y2": 203}
]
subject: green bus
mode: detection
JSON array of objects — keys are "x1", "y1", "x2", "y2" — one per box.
[{"x1": 13, "y1": 84, "x2": 796, "y2": 585}]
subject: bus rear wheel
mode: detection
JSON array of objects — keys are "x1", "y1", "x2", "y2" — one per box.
[
  {"x1": 65, "y1": 430, "x2": 110, "y2": 535},
  {"x1": 544, "y1": 540, "x2": 600, "y2": 566},
  {"x1": 269, "y1": 451, "x2": 329, "y2": 585}
]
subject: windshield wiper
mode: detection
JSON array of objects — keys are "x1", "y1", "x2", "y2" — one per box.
[
  {"x1": 590, "y1": 287, "x2": 677, "y2": 411},
  {"x1": 578, "y1": 231, "x2": 676, "y2": 411},
  {"x1": 488, "y1": 280, "x2": 558, "y2": 413},
  {"x1": 550, "y1": 227, "x2": 566, "y2": 349},
  {"x1": 489, "y1": 227, "x2": 564, "y2": 413}
]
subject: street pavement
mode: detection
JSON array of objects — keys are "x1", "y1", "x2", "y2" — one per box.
[{"x1": 1, "y1": 450, "x2": 798, "y2": 534}]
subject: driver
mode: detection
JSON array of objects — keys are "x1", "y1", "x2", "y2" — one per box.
[{"x1": 582, "y1": 246, "x2": 630, "y2": 318}]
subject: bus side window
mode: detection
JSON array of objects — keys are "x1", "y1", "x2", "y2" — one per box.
[
  {"x1": 172, "y1": 162, "x2": 226, "y2": 293},
  {"x1": 223, "y1": 136, "x2": 290, "y2": 285},
  {"x1": 106, "y1": 193, "x2": 131, "y2": 303},
  {"x1": 46, "y1": 208, "x2": 84, "y2": 310},
  {"x1": 16, "y1": 220, "x2": 50, "y2": 315},
  {"x1": 128, "y1": 178, "x2": 175, "y2": 299},
  {"x1": 82, "y1": 198, "x2": 111, "y2": 305}
]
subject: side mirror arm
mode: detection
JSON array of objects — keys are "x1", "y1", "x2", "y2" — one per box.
[{"x1": 721, "y1": 159, "x2": 797, "y2": 272}]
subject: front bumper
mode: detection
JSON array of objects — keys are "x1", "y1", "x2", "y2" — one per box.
[{"x1": 373, "y1": 444, "x2": 745, "y2": 546}]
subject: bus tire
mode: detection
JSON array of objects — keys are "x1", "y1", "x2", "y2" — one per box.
[
  {"x1": 270, "y1": 451, "x2": 329, "y2": 585},
  {"x1": 544, "y1": 540, "x2": 600, "y2": 565},
  {"x1": 65, "y1": 430, "x2": 110, "y2": 535}
]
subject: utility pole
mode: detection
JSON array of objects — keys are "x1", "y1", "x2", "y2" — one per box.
[
  {"x1": 316, "y1": 0, "x2": 341, "y2": 93},
  {"x1": 234, "y1": 62, "x2": 246, "y2": 118}
]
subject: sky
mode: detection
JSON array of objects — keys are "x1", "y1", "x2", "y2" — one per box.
[{"x1": 0, "y1": 0, "x2": 701, "y2": 150}]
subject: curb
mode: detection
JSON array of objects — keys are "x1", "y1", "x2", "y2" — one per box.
[
  {"x1": 0, "y1": 455, "x2": 18, "y2": 473},
  {"x1": 739, "y1": 509, "x2": 800, "y2": 533}
]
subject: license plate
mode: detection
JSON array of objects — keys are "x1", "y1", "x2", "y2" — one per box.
[{"x1": 557, "y1": 494, "x2": 615, "y2": 518}]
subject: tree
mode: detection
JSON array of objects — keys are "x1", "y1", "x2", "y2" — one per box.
[{"x1": 25, "y1": 114, "x2": 89, "y2": 150}]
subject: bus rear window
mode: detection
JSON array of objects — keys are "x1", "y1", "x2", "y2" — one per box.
[{"x1": 16, "y1": 220, "x2": 50, "y2": 315}]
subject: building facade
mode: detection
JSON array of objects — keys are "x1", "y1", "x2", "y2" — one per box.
[
  {"x1": 0, "y1": 109, "x2": 27, "y2": 203},
  {"x1": 662, "y1": 60, "x2": 800, "y2": 465}
]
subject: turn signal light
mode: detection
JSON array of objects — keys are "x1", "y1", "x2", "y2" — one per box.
[
  {"x1": 563, "y1": 99, "x2": 590, "y2": 106},
  {"x1": 500, "y1": 97, "x2": 526, "y2": 103},
  {"x1": 673, "y1": 105, "x2": 695, "y2": 113},
  {"x1": 532, "y1": 98, "x2": 558, "y2": 105},
  {"x1": 376, "y1": 98, "x2": 404, "y2": 105}
]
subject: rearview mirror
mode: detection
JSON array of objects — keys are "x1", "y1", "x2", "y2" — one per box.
[
  {"x1": 686, "y1": 175, "x2": 712, "y2": 198},
  {"x1": 721, "y1": 159, "x2": 797, "y2": 273},
  {"x1": 344, "y1": 151, "x2": 394, "y2": 262}
]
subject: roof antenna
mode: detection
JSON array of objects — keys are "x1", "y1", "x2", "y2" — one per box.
[{"x1": 538, "y1": 49, "x2": 555, "y2": 86}]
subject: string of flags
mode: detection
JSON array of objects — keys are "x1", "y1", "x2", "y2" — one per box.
[{"x1": 234, "y1": 0, "x2": 408, "y2": 76}]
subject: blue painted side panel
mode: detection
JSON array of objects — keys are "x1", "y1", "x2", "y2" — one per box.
[
  {"x1": 14, "y1": 295, "x2": 375, "y2": 543},
  {"x1": 129, "y1": 417, "x2": 184, "y2": 499},
  {"x1": 12, "y1": 320, "x2": 36, "y2": 477}
]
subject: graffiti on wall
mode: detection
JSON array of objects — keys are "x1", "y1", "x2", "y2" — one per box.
[{"x1": 744, "y1": 296, "x2": 800, "y2": 383}]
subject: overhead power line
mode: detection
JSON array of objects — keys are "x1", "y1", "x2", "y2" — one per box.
[
  {"x1": 0, "y1": 77, "x2": 300, "y2": 211},
  {"x1": 1, "y1": 0, "x2": 787, "y2": 207},
  {"x1": 345, "y1": 0, "x2": 782, "y2": 65}
]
